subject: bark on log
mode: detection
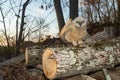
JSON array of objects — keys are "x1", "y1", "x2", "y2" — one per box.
[
  {"x1": 25, "y1": 37, "x2": 120, "y2": 79},
  {"x1": 25, "y1": 46, "x2": 44, "y2": 65}
]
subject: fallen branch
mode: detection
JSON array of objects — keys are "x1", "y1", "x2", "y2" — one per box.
[{"x1": 0, "y1": 54, "x2": 25, "y2": 67}]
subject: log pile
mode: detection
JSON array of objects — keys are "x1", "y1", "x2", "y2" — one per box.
[{"x1": 25, "y1": 37, "x2": 120, "y2": 79}]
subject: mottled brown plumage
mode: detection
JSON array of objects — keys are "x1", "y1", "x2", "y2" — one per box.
[{"x1": 59, "y1": 17, "x2": 88, "y2": 46}]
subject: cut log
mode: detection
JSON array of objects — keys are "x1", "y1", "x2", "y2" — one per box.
[
  {"x1": 42, "y1": 37, "x2": 120, "y2": 79},
  {"x1": 25, "y1": 46, "x2": 45, "y2": 65},
  {"x1": 25, "y1": 37, "x2": 120, "y2": 79}
]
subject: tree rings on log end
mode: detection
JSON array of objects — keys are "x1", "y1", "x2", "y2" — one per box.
[{"x1": 42, "y1": 48, "x2": 57, "y2": 79}]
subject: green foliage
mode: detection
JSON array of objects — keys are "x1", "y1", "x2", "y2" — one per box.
[
  {"x1": 0, "y1": 46, "x2": 15, "y2": 56},
  {"x1": 9, "y1": 46, "x2": 16, "y2": 54}
]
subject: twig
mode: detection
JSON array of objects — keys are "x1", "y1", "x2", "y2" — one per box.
[{"x1": 102, "y1": 68, "x2": 111, "y2": 80}]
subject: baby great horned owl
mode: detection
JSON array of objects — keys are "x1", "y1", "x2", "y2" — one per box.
[{"x1": 59, "y1": 17, "x2": 88, "y2": 46}]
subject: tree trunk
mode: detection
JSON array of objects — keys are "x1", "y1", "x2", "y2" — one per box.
[
  {"x1": 117, "y1": 0, "x2": 120, "y2": 23},
  {"x1": 0, "y1": 7, "x2": 11, "y2": 55},
  {"x1": 15, "y1": 0, "x2": 22, "y2": 55},
  {"x1": 116, "y1": 0, "x2": 120, "y2": 37},
  {"x1": 70, "y1": 0, "x2": 78, "y2": 19},
  {"x1": 25, "y1": 46, "x2": 44, "y2": 65},
  {"x1": 16, "y1": 0, "x2": 30, "y2": 54},
  {"x1": 54, "y1": 0, "x2": 65, "y2": 31},
  {"x1": 25, "y1": 37, "x2": 120, "y2": 79}
]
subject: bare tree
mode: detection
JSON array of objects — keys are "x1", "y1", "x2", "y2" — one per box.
[
  {"x1": 0, "y1": 0, "x2": 7, "y2": 5},
  {"x1": 9, "y1": 0, "x2": 23, "y2": 52},
  {"x1": 23, "y1": 17, "x2": 49, "y2": 42},
  {"x1": 81, "y1": 0, "x2": 120, "y2": 38},
  {"x1": 0, "y1": 5, "x2": 11, "y2": 55},
  {"x1": 23, "y1": 17, "x2": 36, "y2": 41},
  {"x1": 16, "y1": 0, "x2": 31, "y2": 54},
  {"x1": 117, "y1": 0, "x2": 120, "y2": 22},
  {"x1": 36, "y1": 18, "x2": 46, "y2": 43},
  {"x1": 116, "y1": 0, "x2": 120, "y2": 37}
]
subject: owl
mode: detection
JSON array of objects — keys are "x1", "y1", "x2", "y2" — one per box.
[{"x1": 59, "y1": 17, "x2": 88, "y2": 46}]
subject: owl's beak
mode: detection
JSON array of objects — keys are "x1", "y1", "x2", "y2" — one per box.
[
  {"x1": 79, "y1": 22, "x2": 83, "y2": 26},
  {"x1": 76, "y1": 21, "x2": 84, "y2": 26}
]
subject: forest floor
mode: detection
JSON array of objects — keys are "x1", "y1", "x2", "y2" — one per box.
[{"x1": 0, "y1": 54, "x2": 120, "y2": 80}]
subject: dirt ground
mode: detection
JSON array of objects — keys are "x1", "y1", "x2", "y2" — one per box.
[{"x1": 0, "y1": 59, "x2": 120, "y2": 80}]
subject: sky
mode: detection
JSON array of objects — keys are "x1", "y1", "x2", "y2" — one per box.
[
  {"x1": 27, "y1": 0, "x2": 59, "y2": 36},
  {"x1": 27, "y1": 0, "x2": 70, "y2": 39},
  {"x1": 0, "y1": 0, "x2": 72, "y2": 41}
]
